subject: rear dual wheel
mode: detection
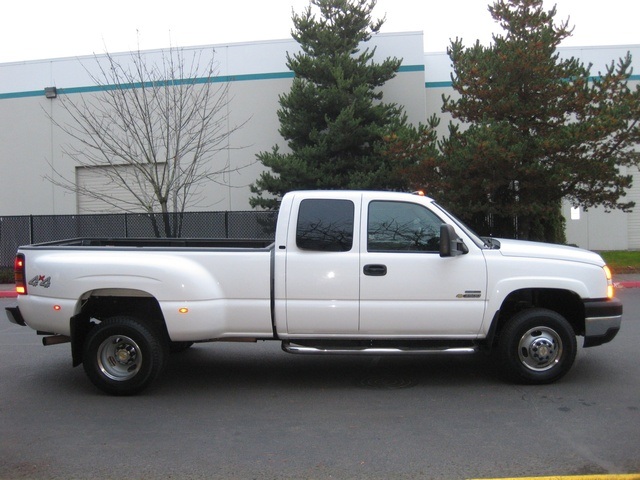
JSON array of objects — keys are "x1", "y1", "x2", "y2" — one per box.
[
  {"x1": 83, "y1": 316, "x2": 167, "y2": 395},
  {"x1": 498, "y1": 308, "x2": 577, "y2": 384}
]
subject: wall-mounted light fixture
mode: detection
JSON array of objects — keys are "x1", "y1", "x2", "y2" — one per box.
[{"x1": 44, "y1": 87, "x2": 57, "y2": 99}]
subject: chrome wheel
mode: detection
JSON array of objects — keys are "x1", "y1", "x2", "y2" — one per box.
[
  {"x1": 97, "y1": 335, "x2": 143, "y2": 381},
  {"x1": 497, "y1": 308, "x2": 576, "y2": 384},
  {"x1": 83, "y1": 316, "x2": 167, "y2": 395},
  {"x1": 517, "y1": 327, "x2": 562, "y2": 372}
]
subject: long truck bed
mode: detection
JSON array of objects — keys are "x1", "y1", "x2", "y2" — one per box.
[{"x1": 26, "y1": 237, "x2": 274, "y2": 249}]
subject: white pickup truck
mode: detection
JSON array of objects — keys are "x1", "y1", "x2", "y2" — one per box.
[{"x1": 6, "y1": 190, "x2": 622, "y2": 395}]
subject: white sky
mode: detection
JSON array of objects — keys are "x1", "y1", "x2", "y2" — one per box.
[{"x1": 1, "y1": 0, "x2": 638, "y2": 64}]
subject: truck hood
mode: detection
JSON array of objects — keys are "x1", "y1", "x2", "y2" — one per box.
[{"x1": 496, "y1": 238, "x2": 604, "y2": 267}]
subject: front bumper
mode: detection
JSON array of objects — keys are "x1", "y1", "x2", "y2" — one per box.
[
  {"x1": 583, "y1": 298, "x2": 622, "y2": 347},
  {"x1": 5, "y1": 306, "x2": 26, "y2": 327}
]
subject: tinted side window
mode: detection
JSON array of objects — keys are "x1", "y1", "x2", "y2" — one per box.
[
  {"x1": 297, "y1": 199, "x2": 355, "y2": 252},
  {"x1": 368, "y1": 201, "x2": 443, "y2": 252}
]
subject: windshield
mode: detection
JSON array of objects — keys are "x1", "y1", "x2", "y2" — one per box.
[{"x1": 431, "y1": 202, "x2": 497, "y2": 249}]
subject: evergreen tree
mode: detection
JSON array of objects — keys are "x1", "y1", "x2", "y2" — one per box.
[
  {"x1": 250, "y1": 0, "x2": 408, "y2": 209},
  {"x1": 397, "y1": 0, "x2": 640, "y2": 243}
]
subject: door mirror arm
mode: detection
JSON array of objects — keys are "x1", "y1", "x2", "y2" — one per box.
[{"x1": 439, "y1": 224, "x2": 469, "y2": 257}]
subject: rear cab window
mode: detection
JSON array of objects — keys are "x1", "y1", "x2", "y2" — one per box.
[{"x1": 296, "y1": 199, "x2": 355, "y2": 252}]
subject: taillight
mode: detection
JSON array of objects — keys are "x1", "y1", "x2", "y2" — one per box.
[{"x1": 14, "y1": 254, "x2": 26, "y2": 295}]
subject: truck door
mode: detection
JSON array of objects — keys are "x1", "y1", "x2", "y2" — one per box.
[
  {"x1": 283, "y1": 196, "x2": 360, "y2": 335},
  {"x1": 359, "y1": 199, "x2": 487, "y2": 337}
]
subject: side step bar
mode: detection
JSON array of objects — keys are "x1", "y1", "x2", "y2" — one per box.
[{"x1": 282, "y1": 341, "x2": 477, "y2": 356}]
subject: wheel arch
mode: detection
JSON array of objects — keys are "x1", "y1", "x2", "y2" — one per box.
[
  {"x1": 487, "y1": 288, "x2": 585, "y2": 349},
  {"x1": 71, "y1": 289, "x2": 168, "y2": 367}
]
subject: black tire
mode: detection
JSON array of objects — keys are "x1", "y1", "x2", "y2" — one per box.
[
  {"x1": 82, "y1": 316, "x2": 167, "y2": 395},
  {"x1": 497, "y1": 308, "x2": 577, "y2": 384}
]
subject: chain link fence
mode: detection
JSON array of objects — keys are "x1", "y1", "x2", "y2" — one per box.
[{"x1": 0, "y1": 211, "x2": 277, "y2": 268}]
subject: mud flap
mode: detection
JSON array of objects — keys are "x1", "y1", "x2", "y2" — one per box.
[{"x1": 70, "y1": 312, "x2": 93, "y2": 367}]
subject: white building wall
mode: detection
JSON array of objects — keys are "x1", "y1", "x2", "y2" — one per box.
[
  {"x1": 0, "y1": 32, "x2": 426, "y2": 216},
  {"x1": 0, "y1": 96, "x2": 64, "y2": 215}
]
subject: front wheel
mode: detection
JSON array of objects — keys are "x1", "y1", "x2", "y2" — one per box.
[
  {"x1": 83, "y1": 316, "x2": 167, "y2": 395},
  {"x1": 497, "y1": 308, "x2": 577, "y2": 384}
]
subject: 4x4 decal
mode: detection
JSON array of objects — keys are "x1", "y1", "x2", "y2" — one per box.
[{"x1": 28, "y1": 275, "x2": 51, "y2": 288}]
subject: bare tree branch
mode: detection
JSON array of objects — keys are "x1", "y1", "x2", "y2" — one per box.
[{"x1": 45, "y1": 42, "x2": 251, "y2": 236}]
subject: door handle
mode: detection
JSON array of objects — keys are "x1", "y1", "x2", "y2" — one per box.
[{"x1": 363, "y1": 264, "x2": 387, "y2": 276}]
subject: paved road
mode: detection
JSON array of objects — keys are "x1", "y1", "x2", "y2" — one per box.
[{"x1": 1, "y1": 292, "x2": 639, "y2": 479}]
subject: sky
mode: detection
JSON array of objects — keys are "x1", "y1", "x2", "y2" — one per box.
[{"x1": 1, "y1": 0, "x2": 638, "y2": 64}]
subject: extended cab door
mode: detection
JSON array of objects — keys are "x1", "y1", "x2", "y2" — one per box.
[
  {"x1": 279, "y1": 193, "x2": 361, "y2": 335},
  {"x1": 359, "y1": 197, "x2": 487, "y2": 337}
]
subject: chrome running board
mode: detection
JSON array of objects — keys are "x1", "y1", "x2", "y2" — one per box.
[{"x1": 282, "y1": 341, "x2": 477, "y2": 356}]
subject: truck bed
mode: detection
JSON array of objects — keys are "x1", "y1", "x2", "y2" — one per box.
[{"x1": 23, "y1": 237, "x2": 275, "y2": 249}]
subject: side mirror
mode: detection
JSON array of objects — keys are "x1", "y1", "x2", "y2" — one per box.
[{"x1": 440, "y1": 224, "x2": 469, "y2": 257}]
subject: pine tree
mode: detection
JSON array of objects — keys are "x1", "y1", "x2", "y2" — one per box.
[
  {"x1": 250, "y1": 0, "x2": 408, "y2": 209},
  {"x1": 400, "y1": 0, "x2": 640, "y2": 243}
]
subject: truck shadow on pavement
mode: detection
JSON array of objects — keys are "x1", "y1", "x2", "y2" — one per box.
[
  {"x1": 20, "y1": 340, "x2": 613, "y2": 396},
  {"x1": 156, "y1": 341, "x2": 502, "y2": 395}
]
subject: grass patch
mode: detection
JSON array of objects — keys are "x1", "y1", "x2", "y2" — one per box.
[{"x1": 599, "y1": 250, "x2": 640, "y2": 274}]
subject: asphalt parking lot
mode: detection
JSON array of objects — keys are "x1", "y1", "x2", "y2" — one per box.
[{"x1": 1, "y1": 288, "x2": 639, "y2": 479}]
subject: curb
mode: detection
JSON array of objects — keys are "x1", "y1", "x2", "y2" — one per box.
[{"x1": 614, "y1": 281, "x2": 640, "y2": 289}]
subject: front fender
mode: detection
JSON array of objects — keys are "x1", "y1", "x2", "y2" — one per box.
[{"x1": 482, "y1": 276, "x2": 590, "y2": 337}]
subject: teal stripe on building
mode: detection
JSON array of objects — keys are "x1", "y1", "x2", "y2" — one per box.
[
  {"x1": 426, "y1": 74, "x2": 640, "y2": 89},
  {"x1": 0, "y1": 64, "x2": 426, "y2": 100}
]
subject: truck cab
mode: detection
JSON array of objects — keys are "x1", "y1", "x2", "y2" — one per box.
[{"x1": 274, "y1": 191, "x2": 487, "y2": 338}]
